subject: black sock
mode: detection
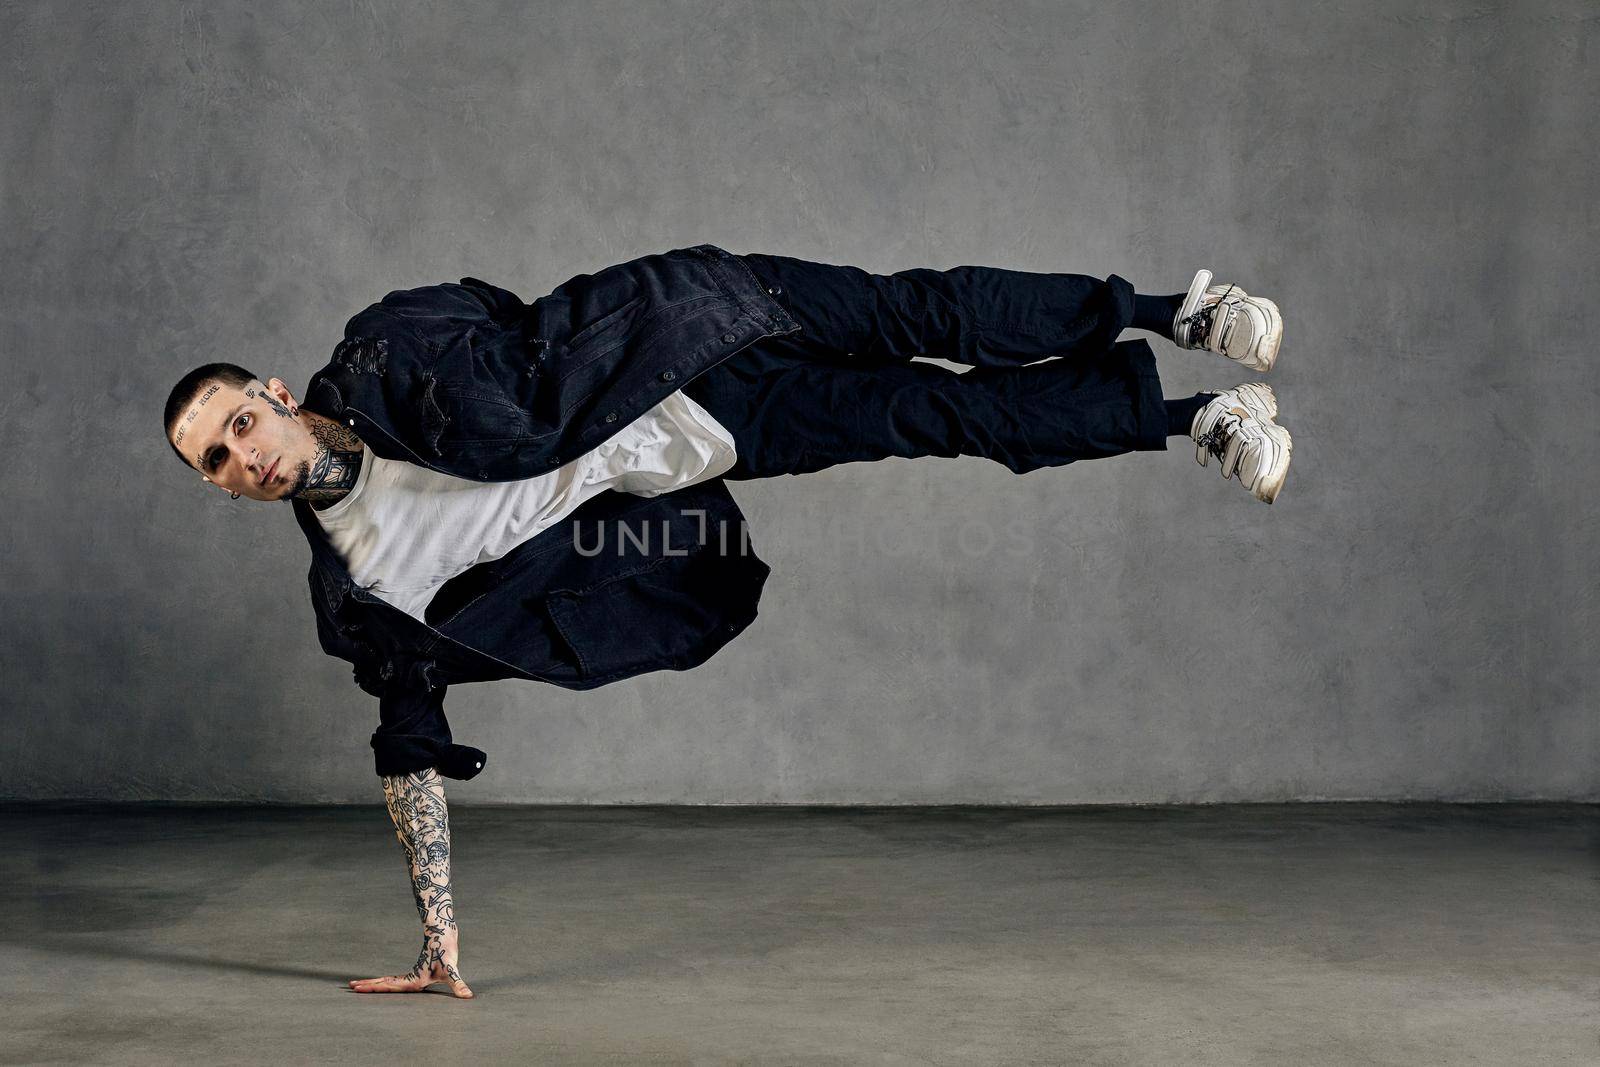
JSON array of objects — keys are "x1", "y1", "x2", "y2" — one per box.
[
  {"x1": 1133, "y1": 293, "x2": 1185, "y2": 341},
  {"x1": 1165, "y1": 392, "x2": 1219, "y2": 437}
]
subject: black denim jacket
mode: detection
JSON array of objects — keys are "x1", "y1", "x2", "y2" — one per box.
[{"x1": 289, "y1": 244, "x2": 799, "y2": 780}]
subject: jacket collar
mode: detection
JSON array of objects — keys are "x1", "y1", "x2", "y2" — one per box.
[{"x1": 291, "y1": 376, "x2": 360, "y2": 617}]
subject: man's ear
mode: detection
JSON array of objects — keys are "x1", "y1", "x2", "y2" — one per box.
[{"x1": 266, "y1": 377, "x2": 300, "y2": 413}]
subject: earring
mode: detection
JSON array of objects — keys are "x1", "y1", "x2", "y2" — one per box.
[{"x1": 230, "y1": 491, "x2": 241, "y2": 500}]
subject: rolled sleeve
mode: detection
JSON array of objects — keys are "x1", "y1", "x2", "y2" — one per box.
[{"x1": 370, "y1": 682, "x2": 488, "y2": 781}]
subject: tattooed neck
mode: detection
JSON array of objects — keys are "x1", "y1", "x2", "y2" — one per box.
[{"x1": 299, "y1": 415, "x2": 366, "y2": 508}]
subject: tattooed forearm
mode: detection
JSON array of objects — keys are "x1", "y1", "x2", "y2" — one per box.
[{"x1": 380, "y1": 768, "x2": 465, "y2": 986}]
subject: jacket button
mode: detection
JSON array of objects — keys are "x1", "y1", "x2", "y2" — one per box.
[
  {"x1": 478, "y1": 470, "x2": 489, "y2": 480},
  {"x1": 721, "y1": 331, "x2": 738, "y2": 343},
  {"x1": 475, "y1": 761, "x2": 482, "y2": 769},
  {"x1": 660, "y1": 369, "x2": 677, "y2": 382},
  {"x1": 603, "y1": 411, "x2": 619, "y2": 423},
  {"x1": 348, "y1": 418, "x2": 356, "y2": 426},
  {"x1": 767, "y1": 286, "x2": 781, "y2": 296}
]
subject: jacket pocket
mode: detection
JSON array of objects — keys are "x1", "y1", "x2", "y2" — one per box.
[
  {"x1": 564, "y1": 293, "x2": 647, "y2": 357},
  {"x1": 423, "y1": 372, "x2": 537, "y2": 450},
  {"x1": 541, "y1": 545, "x2": 767, "y2": 686}
]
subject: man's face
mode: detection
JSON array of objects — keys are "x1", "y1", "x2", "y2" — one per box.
[{"x1": 171, "y1": 377, "x2": 320, "y2": 502}]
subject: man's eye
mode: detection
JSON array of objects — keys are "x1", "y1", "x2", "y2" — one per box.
[{"x1": 236, "y1": 413, "x2": 250, "y2": 431}]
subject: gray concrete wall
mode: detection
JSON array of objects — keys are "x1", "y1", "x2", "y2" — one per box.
[{"x1": 3, "y1": 1, "x2": 1594, "y2": 803}]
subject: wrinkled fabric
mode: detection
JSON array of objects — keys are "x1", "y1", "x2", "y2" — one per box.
[
  {"x1": 291, "y1": 245, "x2": 1165, "y2": 782},
  {"x1": 312, "y1": 390, "x2": 736, "y2": 623},
  {"x1": 291, "y1": 244, "x2": 793, "y2": 780},
  {"x1": 686, "y1": 253, "x2": 1165, "y2": 478}
]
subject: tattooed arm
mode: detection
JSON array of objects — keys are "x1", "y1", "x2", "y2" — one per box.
[{"x1": 347, "y1": 767, "x2": 476, "y2": 998}]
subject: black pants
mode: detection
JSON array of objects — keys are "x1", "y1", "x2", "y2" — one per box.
[{"x1": 681, "y1": 252, "x2": 1169, "y2": 480}]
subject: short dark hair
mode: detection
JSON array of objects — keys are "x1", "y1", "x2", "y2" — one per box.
[{"x1": 163, "y1": 362, "x2": 259, "y2": 469}]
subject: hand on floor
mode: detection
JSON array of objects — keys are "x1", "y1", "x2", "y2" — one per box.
[{"x1": 349, "y1": 929, "x2": 475, "y2": 998}]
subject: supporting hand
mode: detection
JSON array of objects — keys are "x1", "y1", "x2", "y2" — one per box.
[{"x1": 350, "y1": 927, "x2": 474, "y2": 998}]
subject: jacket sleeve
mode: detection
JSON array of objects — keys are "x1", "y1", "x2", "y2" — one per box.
[{"x1": 371, "y1": 681, "x2": 489, "y2": 781}]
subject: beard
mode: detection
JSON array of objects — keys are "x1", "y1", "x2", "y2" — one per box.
[{"x1": 282, "y1": 457, "x2": 312, "y2": 499}]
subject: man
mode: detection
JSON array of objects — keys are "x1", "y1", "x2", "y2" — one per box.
[{"x1": 162, "y1": 244, "x2": 1292, "y2": 998}]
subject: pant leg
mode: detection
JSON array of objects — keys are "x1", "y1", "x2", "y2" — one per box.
[
  {"x1": 681, "y1": 332, "x2": 1168, "y2": 480},
  {"x1": 739, "y1": 251, "x2": 1137, "y2": 369}
]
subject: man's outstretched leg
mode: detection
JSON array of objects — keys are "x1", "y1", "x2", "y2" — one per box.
[
  {"x1": 683, "y1": 334, "x2": 1292, "y2": 502},
  {"x1": 683, "y1": 335, "x2": 1169, "y2": 477},
  {"x1": 738, "y1": 250, "x2": 1137, "y2": 368},
  {"x1": 738, "y1": 252, "x2": 1286, "y2": 374}
]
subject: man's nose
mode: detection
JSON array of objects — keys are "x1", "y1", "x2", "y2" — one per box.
[{"x1": 229, "y1": 446, "x2": 261, "y2": 480}]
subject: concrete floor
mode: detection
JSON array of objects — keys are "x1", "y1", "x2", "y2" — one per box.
[{"x1": 7, "y1": 804, "x2": 1597, "y2": 1065}]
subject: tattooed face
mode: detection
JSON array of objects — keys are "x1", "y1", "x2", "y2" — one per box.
[{"x1": 172, "y1": 377, "x2": 365, "y2": 506}]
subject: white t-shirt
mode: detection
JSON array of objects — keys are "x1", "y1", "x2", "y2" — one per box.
[{"x1": 313, "y1": 389, "x2": 736, "y2": 623}]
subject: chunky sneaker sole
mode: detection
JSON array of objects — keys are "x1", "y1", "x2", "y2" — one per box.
[
  {"x1": 1172, "y1": 269, "x2": 1284, "y2": 373},
  {"x1": 1190, "y1": 382, "x2": 1292, "y2": 504}
]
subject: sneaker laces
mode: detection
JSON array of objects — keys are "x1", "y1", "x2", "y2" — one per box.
[
  {"x1": 1178, "y1": 283, "x2": 1238, "y2": 350},
  {"x1": 1195, "y1": 419, "x2": 1232, "y2": 463},
  {"x1": 1195, "y1": 407, "x2": 1245, "y2": 476}
]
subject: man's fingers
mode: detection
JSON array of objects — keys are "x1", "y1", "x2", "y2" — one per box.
[
  {"x1": 349, "y1": 971, "x2": 474, "y2": 997},
  {"x1": 440, "y1": 957, "x2": 474, "y2": 999},
  {"x1": 349, "y1": 973, "x2": 406, "y2": 986},
  {"x1": 349, "y1": 974, "x2": 418, "y2": 993}
]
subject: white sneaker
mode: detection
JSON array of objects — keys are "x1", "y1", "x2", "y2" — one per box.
[
  {"x1": 1172, "y1": 269, "x2": 1283, "y2": 372},
  {"x1": 1189, "y1": 383, "x2": 1292, "y2": 504}
]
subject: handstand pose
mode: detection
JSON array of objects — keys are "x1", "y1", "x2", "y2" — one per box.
[{"x1": 162, "y1": 247, "x2": 1293, "y2": 998}]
